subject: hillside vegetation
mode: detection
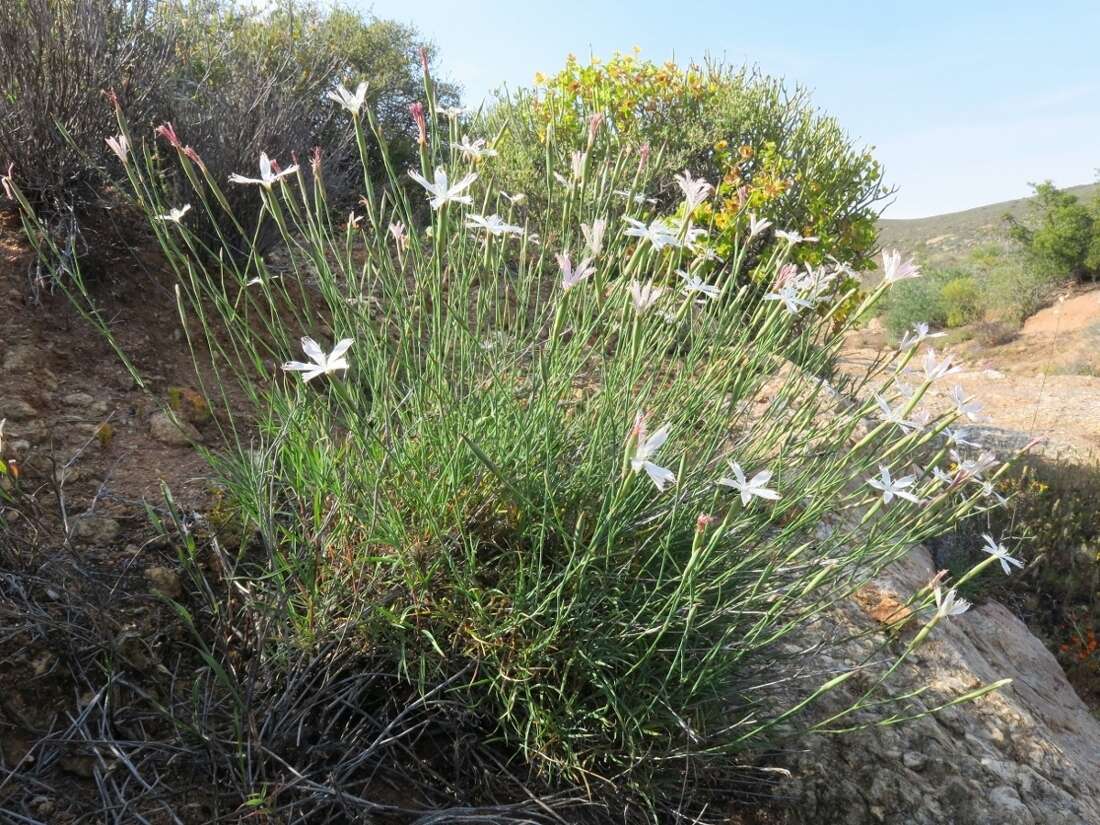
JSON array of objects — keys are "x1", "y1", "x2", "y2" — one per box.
[{"x1": 878, "y1": 182, "x2": 1100, "y2": 272}]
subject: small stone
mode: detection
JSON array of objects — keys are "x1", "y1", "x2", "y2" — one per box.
[
  {"x1": 2, "y1": 344, "x2": 38, "y2": 372},
  {"x1": 124, "y1": 543, "x2": 140, "y2": 555},
  {"x1": 63, "y1": 392, "x2": 95, "y2": 407},
  {"x1": 149, "y1": 411, "x2": 201, "y2": 446},
  {"x1": 902, "y1": 750, "x2": 926, "y2": 771},
  {"x1": 0, "y1": 399, "x2": 38, "y2": 420},
  {"x1": 32, "y1": 796, "x2": 55, "y2": 818},
  {"x1": 144, "y1": 565, "x2": 182, "y2": 599},
  {"x1": 72, "y1": 515, "x2": 121, "y2": 545}
]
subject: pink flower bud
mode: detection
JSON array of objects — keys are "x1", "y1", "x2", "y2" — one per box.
[
  {"x1": 155, "y1": 122, "x2": 181, "y2": 148},
  {"x1": 409, "y1": 102, "x2": 427, "y2": 146},
  {"x1": 695, "y1": 513, "x2": 717, "y2": 532}
]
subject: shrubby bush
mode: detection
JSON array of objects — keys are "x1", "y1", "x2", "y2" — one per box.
[
  {"x1": 6, "y1": 61, "x2": 1013, "y2": 822},
  {"x1": 0, "y1": 0, "x2": 174, "y2": 206},
  {"x1": 881, "y1": 265, "x2": 957, "y2": 336},
  {"x1": 0, "y1": 0, "x2": 452, "y2": 254},
  {"x1": 1006, "y1": 181, "x2": 1100, "y2": 282},
  {"x1": 487, "y1": 52, "x2": 890, "y2": 303},
  {"x1": 940, "y1": 275, "x2": 983, "y2": 327}
]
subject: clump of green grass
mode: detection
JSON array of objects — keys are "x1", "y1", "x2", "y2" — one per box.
[{"x1": 4, "y1": 63, "x2": 1019, "y2": 821}]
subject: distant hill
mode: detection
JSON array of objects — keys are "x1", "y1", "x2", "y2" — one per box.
[{"x1": 876, "y1": 181, "x2": 1100, "y2": 272}]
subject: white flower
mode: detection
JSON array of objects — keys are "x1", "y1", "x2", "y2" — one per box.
[
  {"x1": 748, "y1": 213, "x2": 772, "y2": 239},
  {"x1": 613, "y1": 189, "x2": 657, "y2": 205},
  {"x1": 979, "y1": 480, "x2": 1008, "y2": 507},
  {"x1": 503, "y1": 192, "x2": 526, "y2": 205},
  {"x1": 629, "y1": 412, "x2": 676, "y2": 491},
  {"x1": 774, "y1": 229, "x2": 818, "y2": 245},
  {"x1": 678, "y1": 270, "x2": 720, "y2": 300},
  {"x1": 628, "y1": 281, "x2": 665, "y2": 313},
  {"x1": 674, "y1": 169, "x2": 713, "y2": 211},
  {"x1": 556, "y1": 253, "x2": 595, "y2": 291},
  {"x1": 763, "y1": 285, "x2": 813, "y2": 315},
  {"x1": 281, "y1": 337, "x2": 353, "y2": 383},
  {"x1": 921, "y1": 348, "x2": 961, "y2": 382},
  {"x1": 949, "y1": 385, "x2": 982, "y2": 421},
  {"x1": 438, "y1": 106, "x2": 467, "y2": 119},
  {"x1": 326, "y1": 81, "x2": 368, "y2": 116},
  {"x1": 882, "y1": 249, "x2": 921, "y2": 283},
  {"x1": 105, "y1": 134, "x2": 130, "y2": 163},
  {"x1": 465, "y1": 213, "x2": 523, "y2": 236},
  {"x1": 899, "y1": 322, "x2": 946, "y2": 350},
  {"x1": 981, "y1": 534, "x2": 1022, "y2": 574},
  {"x1": 931, "y1": 466, "x2": 956, "y2": 485},
  {"x1": 623, "y1": 217, "x2": 680, "y2": 251},
  {"x1": 457, "y1": 135, "x2": 497, "y2": 161},
  {"x1": 718, "y1": 461, "x2": 780, "y2": 506},
  {"x1": 388, "y1": 221, "x2": 409, "y2": 251},
  {"x1": 570, "y1": 150, "x2": 587, "y2": 180},
  {"x1": 932, "y1": 585, "x2": 971, "y2": 620},
  {"x1": 874, "y1": 393, "x2": 917, "y2": 432},
  {"x1": 581, "y1": 218, "x2": 606, "y2": 255},
  {"x1": 408, "y1": 166, "x2": 478, "y2": 210},
  {"x1": 949, "y1": 449, "x2": 998, "y2": 479},
  {"x1": 229, "y1": 152, "x2": 299, "y2": 187},
  {"x1": 156, "y1": 204, "x2": 191, "y2": 224},
  {"x1": 867, "y1": 465, "x2": 921, "y2": 504},
  {"x1": 945, "y1": 427, "x2": 981, "y2": 449}
]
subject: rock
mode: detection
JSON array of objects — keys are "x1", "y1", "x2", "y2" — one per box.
[
  {"x1": 62, "y1": 392, "x2": 95, "y2": 407},
  {"x1": 72, "y1": 516, "x2": 120, "y2": 545},
  {"x1": 149, "y1": 411, "x2": 201, "y2": 446},
  {"x1": 0, "y1": 399, "x2": 38, "y2": 420},
  {"x1": 781, "y1": 547, "x2": 1100, "y2": 824},
  {"x1": 902, "y1": 750, "x2": 926, "y2": 771},
  {"x1": 59, "y1": 755, "x2": 97, "y2": 778},
  {"x1": 2, "y1": 344, "x2": 38, "y2": 372},
  {"x1": 144, "y1": 565, "x2": 182, "y2": 599},
  {"x1": 31, "y1": 797, "x2": 55, "y2": 818}
]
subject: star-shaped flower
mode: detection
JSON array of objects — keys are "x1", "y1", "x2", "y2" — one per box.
[
  {"x1": 281, "y1": 337, "x2": 353, "y2": 382},
  {"x1": 326, "y1": 81, "x2": 368, "y2": 116},
  {"x1": 882, "y1": 249, "x2": 921, "y2": 283},
  {"x1": 156, "y1": 204, "x2": 191, "y2": 223},
  {"x1": 408, "y1": 166, "x2": 478, "y2": 210},
  {"x1": 981, "y1": 534, "x2": 1023, "y2": 575},
  {"x1": 867, "y1": 465, "x2": 921, "y2": 504},
  {"x1": 718, "y1": 461, "x2": 781, "y2": 506},
  {"x1": 229, "y1": 153, "x2": 299, "y2": 187},
  {"x1": 628, "y1": 412, "x2": 676, "y2": 491}
]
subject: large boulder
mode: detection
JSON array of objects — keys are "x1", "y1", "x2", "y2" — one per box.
[{"x1": 781, "y1": 547, "x2": 1100, "y2": 824}]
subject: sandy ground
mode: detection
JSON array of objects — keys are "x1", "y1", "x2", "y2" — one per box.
[{"x1": 845, "y1": 288, "x2": 1100, "y2": 460}]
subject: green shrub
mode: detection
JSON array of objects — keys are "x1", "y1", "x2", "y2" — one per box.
[
  {"x1": 0, "y1": 0, "x2": 451, "y2": 255},
  {"x1": 969, "y1": 244, "x2": 1061, "y2": 325},
  {"x1": 881, "y1": 266, "x2": 955, "y2": 336},
  {"x1": 0, "y1": 0, "x2": 174, "y2": 207},
  {"x1": 940, "y1": 275, "x2": 983, "y2": 327},
  {"x1": 488, "y1": 53, "x2": 890, "y2": 273},
  {"x1": 1006, "y1": 181, "x2": 1100, "y2": 281},
  {"x1": 7, "y1": 73, "x2": 1011, "y2": 820}
]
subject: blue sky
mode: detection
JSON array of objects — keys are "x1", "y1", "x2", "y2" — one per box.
[{"x1": 357, "y1": 0, "x2": 1099, "y2": 219}]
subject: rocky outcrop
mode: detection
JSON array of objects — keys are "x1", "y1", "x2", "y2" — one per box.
[{"x1": 783, "y1": 547, "x2": 1100, "y2": 824}]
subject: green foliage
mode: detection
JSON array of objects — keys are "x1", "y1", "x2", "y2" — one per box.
[
  {"x1": 0, "y1": 0, "x2": 450, "y2": 252},
  {"x1": 1006, "y1": 181, "x2": 1100, "y2": 281},
  {"x1": 7, "y1": 61, "x2": 1010, "y2": 821},
  {"x1": 939, "y1": 275, "x2": 983, "y2": 327},
  {"x1": 488, "y1": 53, "x2": 890, "y2": 272},
  {"x1": 0, "y1": 0, "x2": 173, "y2": 206},
  {"x1": 977, "y1": 459, "x2": 1100, "y2": 701},
  {"x1": 969, "y1": 243, "x2": 1061, "y2": 325},
  {"x1": 881, "y1": 266, "x2": 956, "y2": 336}
]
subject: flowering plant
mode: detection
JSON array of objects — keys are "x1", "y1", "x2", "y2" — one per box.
[{"x1": 3, "y1": 58, "x2": 1018, "y2": 823}]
